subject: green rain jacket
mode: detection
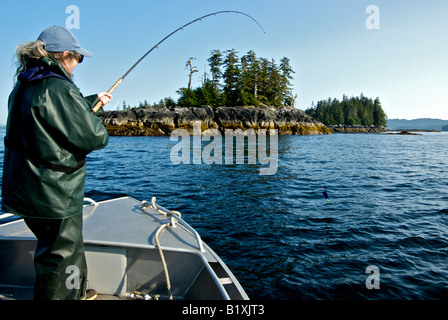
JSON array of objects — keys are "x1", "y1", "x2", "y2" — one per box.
[{"x1": 2, "y1": 57, "x2": 109, "y2": 219}]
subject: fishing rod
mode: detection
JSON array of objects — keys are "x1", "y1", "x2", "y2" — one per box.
[{"x1": 92, "y1": 10, "x2": 265, "y2": 113}]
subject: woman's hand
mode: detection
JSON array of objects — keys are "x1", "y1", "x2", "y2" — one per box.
[{"x1": 98, "y1": 92, "x2": 112, "y2": 106}]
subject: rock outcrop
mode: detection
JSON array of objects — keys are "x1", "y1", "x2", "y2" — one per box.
[
  {"x1": 101, "y1": 105, "x2": 331, "y2": 136},
  {"x1": 327, "y1": 124, "x2": 386, "y2": 133}
]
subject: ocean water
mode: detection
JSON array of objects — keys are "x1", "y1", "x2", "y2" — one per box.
[{"x1": 1, "y1": 128, "x2": 448, "y2": 300}]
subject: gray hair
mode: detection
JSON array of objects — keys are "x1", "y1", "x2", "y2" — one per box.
[{"x1": 14, "y1": 39, "x2": 82, "y2": 80}]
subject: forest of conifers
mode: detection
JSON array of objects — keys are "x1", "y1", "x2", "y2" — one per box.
[
  {"x1": 305, "y1": 94, "x2": 387, "y2": 127},
  {"x1": 131, "y1": 49, "x2": 387, "y2": 128},
  {"x1": 173, "y1": 49, "x2": 296, "y2": 108}
]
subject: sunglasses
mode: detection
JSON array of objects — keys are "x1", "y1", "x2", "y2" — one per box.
[{"x1": 71, "y1": 52, "x2": 84, "y2": 64}]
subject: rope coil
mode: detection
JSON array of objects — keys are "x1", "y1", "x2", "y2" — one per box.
[
  {"x1": 154, "y1": 223, "x2": 173, "y2": 300},
  {"x1": 142, "y1": 197, "x2": 182, "y2": 300}
]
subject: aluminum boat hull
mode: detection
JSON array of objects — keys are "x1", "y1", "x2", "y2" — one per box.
[{"x1": 0, "y1": 196, "x2": 249, "y2": 300}]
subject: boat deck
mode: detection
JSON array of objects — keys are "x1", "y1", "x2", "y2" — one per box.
[{"x1": 0, "y1": 196, "x2": 249, "y2": 300}]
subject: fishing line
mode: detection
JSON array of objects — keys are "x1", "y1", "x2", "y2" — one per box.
[{"x1": 92, "y1": 10, "x2": 265, "y2": 113}]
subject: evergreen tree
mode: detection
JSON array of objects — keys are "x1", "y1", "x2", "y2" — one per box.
[
  {"x1": 279, "y1": 57, "x2": 295, "y2": 106},
  {"x1": 256, "y1": 57, "x2": 270, "y2": 105},
  {"x1": 163, "y1": 97, "x2": 176, "y2": 107},
  {"x1": 305, "y1": 94, "x2": 387, "y2": 127},
  {"x1": 200, "y1": 79, "x2": 222, "y2": 107},
  {"x1": 222, "y1": 49, "x2": 240, "y2": 106},
  {"x1": 176, "y1": 87, "x2": 200, "y2": 107},
  {"x1": 239, "y1": 50, "x2": 260, "y2": 106},
  {"x1": 373, "y1": 97, "x2": 387, "y2": 127},
  {"x1": 207, "y1": 50, "x2": 223, "y2": 91},
  {"x1": 176, "y1": 49, "x2": 299, "y2": 108},
  {"x1": 267, "y1": 59, "x2": 283, "y2": 107}
]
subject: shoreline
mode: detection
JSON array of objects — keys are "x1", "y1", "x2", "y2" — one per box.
[
  {"x1": 101, "y1": 105, "x2": 331, "y2": 136},
  {"x1": 327, "y1": 124, "x2": 386, "y2": 133}
]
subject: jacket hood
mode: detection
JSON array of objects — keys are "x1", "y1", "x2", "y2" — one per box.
[{"x1": 18, "y1": 57, "x2": 70, "y2": 83}]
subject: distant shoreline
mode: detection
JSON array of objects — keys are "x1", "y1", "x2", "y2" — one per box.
[
  {"x1": 387, "y1": 118, "x2": 448, "y2": 132},
  {"x1": 327, "y1": 124, "x2": 386, "y2": 133}
]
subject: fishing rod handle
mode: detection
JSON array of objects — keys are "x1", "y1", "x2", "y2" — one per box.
[{"x1": 91, "y1": 77, "x2": 124, "y2": 113}]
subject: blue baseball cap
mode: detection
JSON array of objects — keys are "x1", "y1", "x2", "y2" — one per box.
[{"x1": 38, "y1": 25, "x2": 93, "y2": 57}]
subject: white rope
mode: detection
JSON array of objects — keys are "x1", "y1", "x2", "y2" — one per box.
[
  {"x1": 142, "y1": 196, "x2": 182, "y2": 300},
  {"x1": 155, "y1": 222, "x2": 173, "y2": 300}
]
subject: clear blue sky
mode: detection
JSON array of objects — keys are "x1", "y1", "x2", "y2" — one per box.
[{"x1": 1, "y1": 0, "x2": 447, "y2": 124}]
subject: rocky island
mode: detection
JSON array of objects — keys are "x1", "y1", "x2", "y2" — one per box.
[{"x1": 101, "y1": 105, "x2": 331, "y2": 136}]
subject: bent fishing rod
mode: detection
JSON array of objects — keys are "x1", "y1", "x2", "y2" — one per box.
[{"x1": 92, "y1": 10, "x2": 265, "y2": 113}]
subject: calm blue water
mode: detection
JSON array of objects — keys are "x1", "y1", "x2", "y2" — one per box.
[{"x1": 1, "y1": 128, "x2": 448, "y2": 300}]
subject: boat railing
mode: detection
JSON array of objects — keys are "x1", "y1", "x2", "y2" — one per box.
[
  {"x1": 83, "y1": 197, "x2": 99, "y2": 207},
  {"x1": 0, "y1": 213, "x2": 21, "y2": 226}
]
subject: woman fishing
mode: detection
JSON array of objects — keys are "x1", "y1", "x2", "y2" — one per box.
[{"x1": 1, "y1": 26, "x2": 111, "y2": 300}]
